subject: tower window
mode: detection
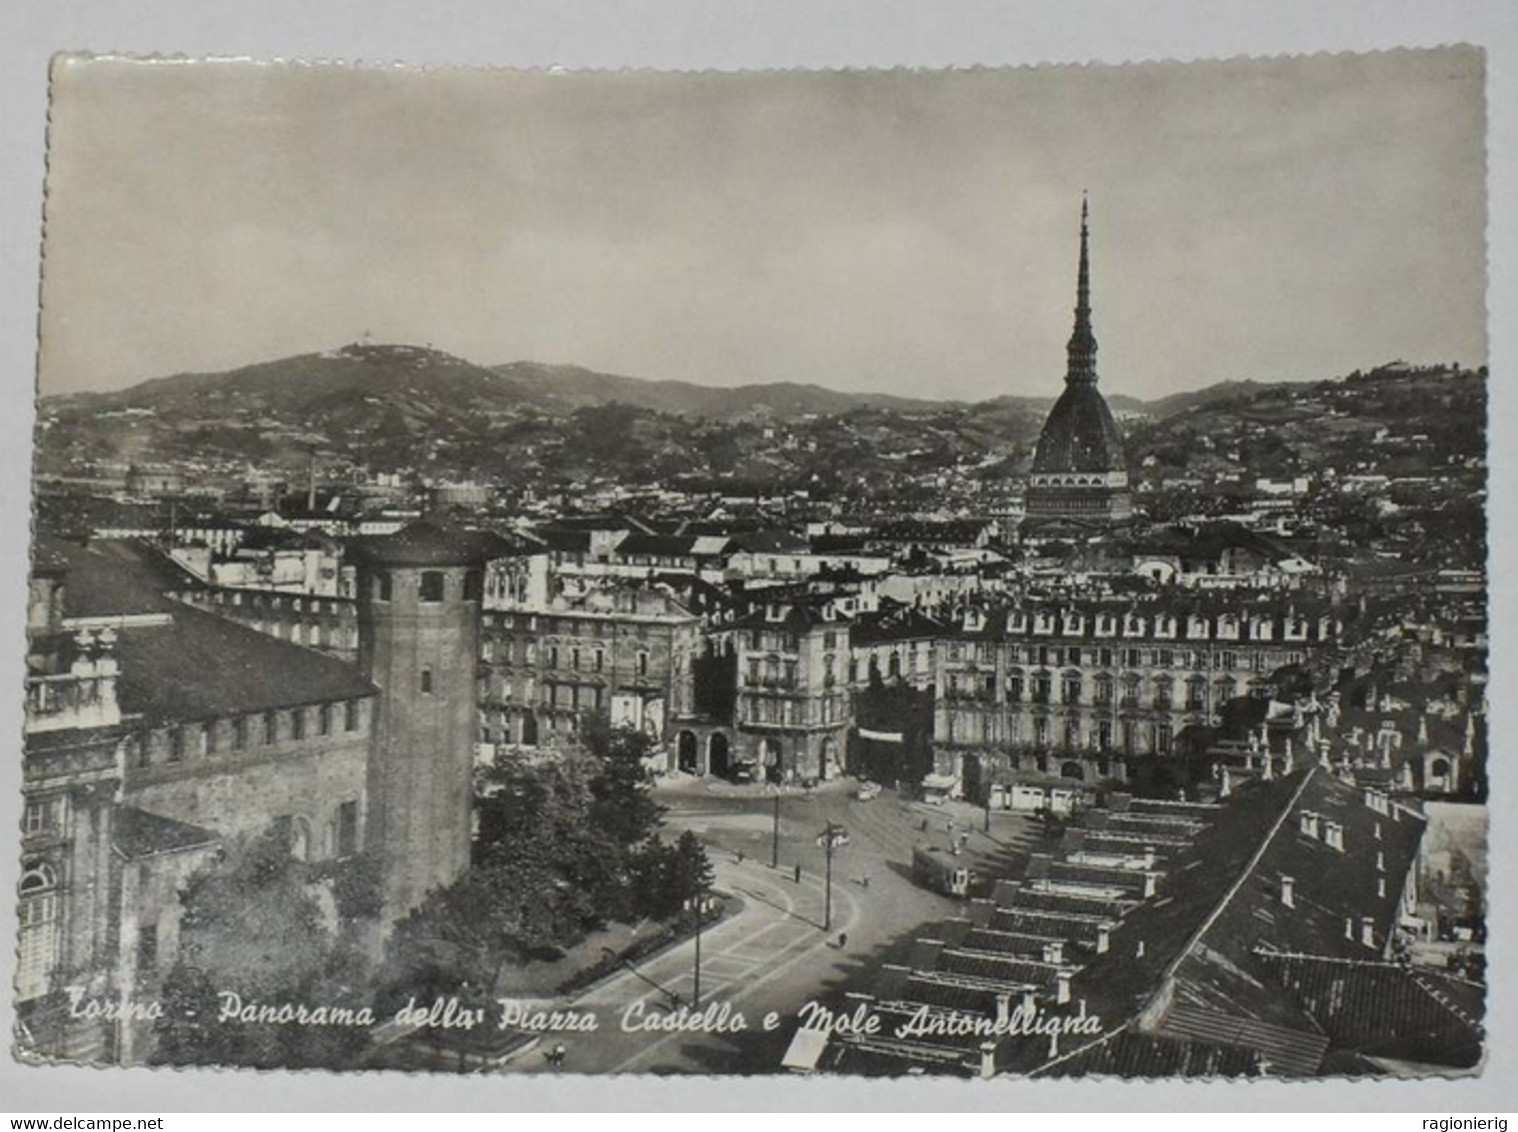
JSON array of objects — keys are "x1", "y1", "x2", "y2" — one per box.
[
  {"x1": 421, "y1": 669, "x2": 434, "y2": 694},
  {"x1": 344, "y1": 700, "x2": 360, "y2": 732},
  {"x1": 420, "y1": 572, "x2": 446, "y2": 603},
  {"x1": 376, "y1": 573, "x2": 392, "y2": 602},
  {"x1": 463, "y1": 570, "x2": 483, "y2": 601},
  {"x1": 263, "y1": 710, "x2": 278, "y2": 744},
  {"x1": 335, "y1": 801, "x2": 359, "y2": 857}
]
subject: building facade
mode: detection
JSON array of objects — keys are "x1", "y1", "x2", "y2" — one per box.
[
  {"x1": 477, "y1": 583, "x2": 701, "y2": 755},
  {"x1": 933, "y1": 598, "x2": 1342, "y2": 795}
]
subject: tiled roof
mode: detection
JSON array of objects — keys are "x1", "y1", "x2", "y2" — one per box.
[
  {"x1": 1164, "y1": 769, "x2": 1426, "y2": 1025},
  {"x1": 728, "y1": 528, "x2": 809, "y2": 554},
  {"x1": 112, "y1": 806, "x2": 219, "y2": 860},
  {"x1": 530, "y1": 528, "x2": 594, "y2": 553},
  {"x1": 345, "y1": 519, "x2": 516, "y2": 567},
  {"x1": 614, "y1": 533, "x2": 701, "y2": 558},
  {"x1": 1062, "y1": 774, "x2": 1305, "y2": 1026},
  {"x1": 51, "y1": 539, "x2": 376, "y2": 724},
  {"x1": 114, "y1": 605, "x2": 376, "y2": 724},
  {"x1": 1257, "y1": 953, "x2": 1484, "y2": 1068},
  {"x1": 58, "y1": 540, "x2": 203, "y2": 618},
  {"x1": 1035, "y1": 1023, "x2": 1261, "y2": 1079},
  {"x1": 850, "y1": 604, "x2": 947, "y2": 645}
]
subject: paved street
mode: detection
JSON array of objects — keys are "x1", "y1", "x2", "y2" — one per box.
[{"x1": 508, "y1": 778, "x2": 1041, "y2": 1075}]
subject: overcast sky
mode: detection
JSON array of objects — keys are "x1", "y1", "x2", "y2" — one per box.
[{"x1": 37, "y1": 48, "x2": 1485, "y2": 401}]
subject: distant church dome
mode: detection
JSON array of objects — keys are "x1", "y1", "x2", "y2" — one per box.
[{"x1": 1024, "y1": 197, "x2": 1133, "y2": 525}]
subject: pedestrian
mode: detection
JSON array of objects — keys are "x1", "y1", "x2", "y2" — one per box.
[
  {"x1": 838, "y1": 931, "x2": 849, "y2": 949},
  {"x1": 793, "y1": 862, "x2": 802, "y2": 884},
  {"x1": 920, "y1": 817, "x2": 928, "y2": 832},
  {"x1": 736, "y1": 848, "x2": 745, "y2": 864},
  {"x1": 861, "y1": 873, "x2": 870, "y2": 890}
]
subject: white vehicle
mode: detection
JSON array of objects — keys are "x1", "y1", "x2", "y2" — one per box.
[{"x1": 855, "y1": 781, "x2": 881, "y2": 802}]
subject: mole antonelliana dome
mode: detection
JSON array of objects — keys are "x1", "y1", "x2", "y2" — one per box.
[{"x1": 1024, "y1": 197, "x2": 1133, "y2": 524}]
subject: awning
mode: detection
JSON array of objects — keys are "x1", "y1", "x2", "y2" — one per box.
[
  {"x1": 858, "y1": 727, "x2": 904, "y2": 743},
  {"x1": 781, "y1": 1026, "x2": 831, "y2": 1072}
]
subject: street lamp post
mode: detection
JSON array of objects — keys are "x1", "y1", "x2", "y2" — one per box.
[
  {"x1": 689, "y1": 888, "x2": 713, "y2": 1009},
  {"x1": 821, "y1": 821, "x2": 841, "y2": 932},
  {"x1": 771, "y1": 788, "x2": 781, "y2": 869},
  {"x1": 693, "y1": 898, "x2": 703, "y2": 1009}
]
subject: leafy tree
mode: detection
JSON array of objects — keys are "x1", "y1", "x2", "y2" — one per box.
[
  {"x1": 668, "y1": 830, "x2": 715, "y2": 907},
  {"x1": 581, "y1": 713, "x2": 666, "y2": 849},
  {"x1": 153, "y1": 828, "x2": 370, "y2": 1069},
  {"x1": 378, "y1": 855, "x2": 594, "y2": 1009}
]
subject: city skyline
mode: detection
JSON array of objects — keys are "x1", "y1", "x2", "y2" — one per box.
[{"x1": 38, "y1": 49, "x2": 1486, "y2": 401}]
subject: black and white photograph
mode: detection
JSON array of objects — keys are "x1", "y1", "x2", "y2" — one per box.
[{"x1": 10, "y1": 45, "x2": 1492, "y2": 1084}]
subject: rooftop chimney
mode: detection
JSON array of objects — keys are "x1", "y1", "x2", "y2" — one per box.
[
  {"x1": 1280, "y1": 875, "x2": 1295, "y2": 909},
  {"x1": 1043, "y1": 941, "x2": 1066, "y2": 965},
  {"x1": 1361, "y1": 916, "x2": 1376, "y2": 949},
  {"x1": 1324, "y1": 820, "x2": 1345, "y2": 852},
  {"x1": 980, "y1": 1041, "x2": 997, "y2": 1080},
  {"x1": 1056, "y1": 970, "x2": 1072, "y2": 1005},
  {"x1": 1096, "y1": 923, "x2": 1112, "y2": 955},
  {"x1": 1378, "y1": 876, "x2": 1387, "y2": 900}
]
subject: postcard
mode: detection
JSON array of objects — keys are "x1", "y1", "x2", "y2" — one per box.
[{"x1": 14, "y1": 49, "x2": 1488, "y2": 1079}]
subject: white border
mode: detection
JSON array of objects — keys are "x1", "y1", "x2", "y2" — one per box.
[{"x1": 2, "y1": 0, "x2": 1514, "y2": 1113}]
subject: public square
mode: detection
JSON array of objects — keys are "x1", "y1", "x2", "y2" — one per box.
[{"x1": 504, "y1": 778, "x2": 1042, "y2": 1075}]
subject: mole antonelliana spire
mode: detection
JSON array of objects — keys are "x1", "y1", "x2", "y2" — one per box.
[
  {"x1": 1066, "y1": 193, "x2": 1098, "y2": 387},
  {"x1": 1024, "y1": 194, "x2": 1133, "y2": 526}
]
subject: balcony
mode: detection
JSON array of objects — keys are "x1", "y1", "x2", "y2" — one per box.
[{"x1": 26, "y1": 669, "x2": 121, "y2": 735}]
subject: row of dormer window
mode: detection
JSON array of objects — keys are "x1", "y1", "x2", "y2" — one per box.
[{"x1": 958, "y1": 610, "x2": 1332, "y2": 641}]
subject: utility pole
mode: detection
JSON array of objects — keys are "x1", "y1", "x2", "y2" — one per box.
[
  {"x1": 692, "y1": 899, "x2": 702, "y2": 1009},
  {"x1": 822, "y1": 822, "x2": 838, "y2": 932},
  {"x1": 691, "y1": 887, "x2": 710, "y2": 1009},
  {"x1": 771, "y1": 789, "x2": 781, "y2": 869}
]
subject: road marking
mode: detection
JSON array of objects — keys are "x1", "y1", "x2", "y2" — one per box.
[{"x1": 608, "y1": 865, "x2": 863, "y2": 1073}]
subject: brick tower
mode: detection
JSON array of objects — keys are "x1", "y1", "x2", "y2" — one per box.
[{"x1": 351, "y1": 520, "x2": 503, "y2": 919}]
